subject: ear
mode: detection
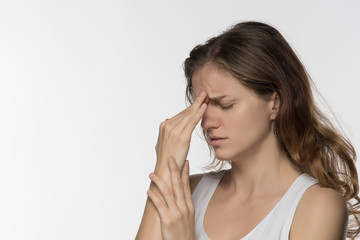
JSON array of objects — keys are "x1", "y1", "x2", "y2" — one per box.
[{"x1": 269, "y1": 91, "x2": 280, "y2": 121}]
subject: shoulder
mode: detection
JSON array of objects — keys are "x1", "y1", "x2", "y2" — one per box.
[
  {"x1": 189, "y1": 170, "x2": 227, "y2": 193},
  {"x1": 290, "y1": 184, "x2": 348, "y2": 240}
]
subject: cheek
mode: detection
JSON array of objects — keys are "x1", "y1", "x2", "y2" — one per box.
[{"x1": 228, "y1": 103, "x2": 270, "y2": 141}]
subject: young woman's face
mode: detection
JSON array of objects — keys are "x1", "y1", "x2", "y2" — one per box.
[{"x1": 192, "y1": 62, "x2": 277, "y2": 161}]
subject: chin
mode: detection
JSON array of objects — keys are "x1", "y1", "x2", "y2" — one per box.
[
  {"x1": 214, "y1": 149, "x2": 236, "y2": 161},
  {"x1": 214, "y1": 145, "x2": 249, "y2": 162}
]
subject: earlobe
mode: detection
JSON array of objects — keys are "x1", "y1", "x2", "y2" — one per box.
[{"x1": 270, "y1": 112, "x2": 277, "y2": 120}]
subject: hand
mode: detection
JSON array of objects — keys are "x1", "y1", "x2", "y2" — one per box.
[
  {"x1": 147, "y1": 157, "x2": 195, "y2": 240},
  {"x1": 154, "y1": 91, "x2": 207, "y2": 176}
]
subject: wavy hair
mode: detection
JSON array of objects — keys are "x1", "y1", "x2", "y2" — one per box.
[{"x1": 183, "y1": 21, "x2": 359, "y2": 239}]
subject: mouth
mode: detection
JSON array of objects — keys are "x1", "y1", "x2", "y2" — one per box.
[
  {"x1": 210, "y1": 137, "x2": 227, "y2": 146},
  {"x1": 211, "y1": 137, "x2": 225, "y2": 141},
  {"x1": 209, "y1": 135, "x2": 226, "y2": 141}
]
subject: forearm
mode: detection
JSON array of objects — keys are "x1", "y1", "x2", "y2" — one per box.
[
  {"x1": 136, "y1": 91, "x2": 206, "y2": 239},
  {"x1": 136, "y1": 171, "x2": 170, "y2": 240},
  {"x1": 135, "y1": 199, "x2": 162, "y2": 239}
]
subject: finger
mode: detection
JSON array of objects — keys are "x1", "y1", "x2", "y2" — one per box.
[
  {"x1": 147, "y1": 189, "x2": 170, "y2": 221},
  {"x1": 182, "y1": 102, "x2": 207, "y2": 134},
  {"x1": 149, "y1": 180, "x2": 166, "y2": 204},
  {"x1": 149, "y1": 172, "x2": 178, "y2": 210},
  {"x1": 168, "y1": 157, "x2": 187, "y2": 210},
  {"x1": 157, "y1": 92, "x2": 207, "y2": 146},
  {"x1": 175, "y1": 91, "x2": 207, "y2": 130},
  {"x1": 169, "y1": 91, "x2": 207, "y2": 122},
  {"x1": 155, "y1": 92, "x2": 207, "y2": 169},
  {"x1": 190, "y1": 91, "x2": 207, "y2": 110},
  {"x1": 182, "y1": 160, "x2": 195, "y2": 211},
  {"x1": 164, "y1": 98, "x2": 208, "y2": 145},
  {"x1": 161, "y1": 91, "x2": 207, "y2": 130}
]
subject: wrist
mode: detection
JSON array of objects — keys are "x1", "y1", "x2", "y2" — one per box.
[
  {"x1": 153, "y1": 161, "x2": 170, "y2": 177},
  {"x1": 150, "y1": 165, "x2": 171, "y2": 190}
]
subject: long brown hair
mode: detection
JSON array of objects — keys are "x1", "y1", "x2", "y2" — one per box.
[{"x1": 183, "y1": 21, "x2": 359, "y2": 239}]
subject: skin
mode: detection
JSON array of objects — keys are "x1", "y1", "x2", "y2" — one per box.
[
  {"x1": 191, "y1": 62, "x2": 300, "y2": 198},
  {"x1": 147, "y1": 158, "x2": 195, "y2": 240},
  {"x1": 190, "y1": 62, "x2": 348, "y2": 239},
  {"x1": 136, "y1": 62, "x2": 348, "y2": 240},
  {"x1": 136, "y1": 88, "x2": 208, "y2": 240}
]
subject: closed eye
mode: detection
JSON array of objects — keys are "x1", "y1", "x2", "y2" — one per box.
[
  {"x1": 208, "y1": 100, "x2": 234, "y2": 110},
  {"x1": 221, "y1": 104, "x2": 233, "y2": 110}
]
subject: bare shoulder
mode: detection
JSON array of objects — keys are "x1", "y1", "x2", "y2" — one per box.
[{"x1": 290, "y1": 184, "x2": 348, "y2": 240}]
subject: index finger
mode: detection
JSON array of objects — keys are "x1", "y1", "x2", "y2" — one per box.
[
  {"x1": 165, "y1": 91, "x2": 207, "y2": 122},
  {"x1": 192, "y1": 91, "x2": 207, "y2": 108}
]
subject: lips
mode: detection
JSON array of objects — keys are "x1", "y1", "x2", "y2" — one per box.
[
  {"x1": 209, "y1": 135, "x2": 226, "y2": 141},
  {"x1": 209, "y1": 136, "x2": 227, "y2": 147}
]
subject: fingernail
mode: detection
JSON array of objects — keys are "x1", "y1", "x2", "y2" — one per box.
[
  {"x1": 201, "y1": 103, "x2": 207, "y2": 109},
  {"x1": 200, "y1": 91, "x2": 205, "y2": 97},
  {"x1": 149, "y1": 173, "x2": 154, "y2": 179}
]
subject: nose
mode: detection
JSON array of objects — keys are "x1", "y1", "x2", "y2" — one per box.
[{"x1": 201, "y1": 105, "x2": 221, "y2": 131}]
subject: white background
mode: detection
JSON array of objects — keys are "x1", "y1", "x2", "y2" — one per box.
[{"x1": 0, "y1": 0, "x2": 359, "y2": 239}]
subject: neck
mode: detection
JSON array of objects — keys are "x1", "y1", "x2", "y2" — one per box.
[{"x1": 223, "y1": 132, "x2": 302, "y2": 199}]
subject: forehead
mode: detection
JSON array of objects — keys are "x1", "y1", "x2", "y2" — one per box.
[{"x1": 192, "y1": 62, "x2": 243, "y2": 98}]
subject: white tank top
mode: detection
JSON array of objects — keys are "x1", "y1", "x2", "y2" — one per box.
[{"x1": 191, "y1": 171, "x2": 319, "y2": 240}]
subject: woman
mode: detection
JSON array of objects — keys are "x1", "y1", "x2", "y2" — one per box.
[{"x1": 136, "y1": 21, "x2": 359, "y2": 240}]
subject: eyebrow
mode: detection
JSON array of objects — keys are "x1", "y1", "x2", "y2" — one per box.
[{"x1": 207, "y1": 95, "x2": 230, "y2": 101}]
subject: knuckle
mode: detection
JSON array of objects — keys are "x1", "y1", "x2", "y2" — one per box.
[
  {"x1": 151, "y1": 174, "x2": 159, "y2": 181},
  {"x1": 173, "y1": 211, "x2": 182, "y2": 221},
  {"x1": 170, "y1": 128, "x2": 180, "y2": 137},
  {"x1": 160, "y1": 119, "x2": 170, "y2": 128},
  {"x1": 179, "y1": 134, "x2": 190, "y2": 143},
  {"x1": 153, "y1": 176, "x2": 163, "y2": 185},
  {"x1": 160, "y1": 120, "x2": 165, "y2": 126},
  {"x1": 162, "y1": 217, "x2": 173, "y2": 226},
  {"x1": 164, "y1": 123, "x2": 172, "y2": 132},
  {"x1": 182, "y1": 207, "x2": 189, "y2": 216},
  {"x1": 163, "y1": 188, "x2": 172, "y2": 198}
]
